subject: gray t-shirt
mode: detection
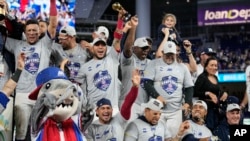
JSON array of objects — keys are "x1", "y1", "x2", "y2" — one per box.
[
  {"x1": 79, "y1": 47, "x2": 121, "y2": 107},
  {"x1": 183, "y1": 120, "x2": 212, "y2": 139},
  {"x1": 143, "y1": 58, "x2": 194, "y2": 112},
  {"x1": 5, "y1": 33, "x2": 53, "y2": 93},
  {"x1": 85, "y1": 113, "x2": 126, "y2": 141},
  {"x1": 124, "y1": 118, "x2": 172, "y2": 141},
  {"x1": 120, "y1": 53, "x2": 151, "y2": 104}
]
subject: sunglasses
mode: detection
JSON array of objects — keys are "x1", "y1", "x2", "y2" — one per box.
[{"x1": 140, "y1": 46, "x2": 150, "y2": 51}]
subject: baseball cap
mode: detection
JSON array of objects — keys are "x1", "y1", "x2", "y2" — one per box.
[
  {"x1": 193, "y1": 100, "x2": 207, "y2": 110},
  {"x1": 59, "y1": 25, "x2": 76, "y2": 37},
  {"x1": 95, "y1": 26, "x2": 109, "y2": 39},
  {"x1": 29, "y1": 67, "x2": 68, "y2": 100},
  {"x1": 133, "y1": 37, "x2": 150, "y2": 48},
  {"x1": 96, "y1": 98, "x2": 112, "y2": 107},
  {"x1": 92, "y1": 37, "x2": 107, "y2": 46},
  {"x1": 163, "y1": 41, "x2": 176, "y2": 54},
  {"x1": 141, "y1": 99, "x2": 163, "y2": 111},
  {"x1": 201, "y1": 47, "x2": 216, "y2": 55},
  {"x1": 226, "y1": 103, "x2": 240, "y2": 112}
]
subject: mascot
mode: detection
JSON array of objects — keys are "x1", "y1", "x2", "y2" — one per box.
[{"x1": 28, "y1": 67, "x2": 94, "y2": 141}]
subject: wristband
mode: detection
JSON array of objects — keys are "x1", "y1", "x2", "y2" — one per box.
[
  {"x1": 113, "y1": 19, "x2": 124, "y2": 39},
  {"x1": 11, "y1": 68, "x2": 22, "y2": 82}
]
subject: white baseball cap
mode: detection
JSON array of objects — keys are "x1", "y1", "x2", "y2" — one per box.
[
  {"x1": 133, "y1": 37, "x2": 150, "y2": 48},
  {"x1": 193, "y1": 100, "x2": 207, "y2": 110},
  {"x1": 226, "y1": 103, "x2": 240, "y2": 112},
  {"x1": 95, "y1": 26, "x2": 109, "y2": 39},
  {"x1": 92, "y1": 37, "x2": 107, "y2": 46},
  {"x1": 59, "y1": 25, "x2": 76, "y2": 37},
  {"x1": 141, "y1": 99, "x2": 163, "y2": 111},
  {"x1": 163, "y1": 41, "x2": 176, "y2": 54}
]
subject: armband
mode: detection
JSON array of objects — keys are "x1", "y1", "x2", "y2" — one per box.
[{"x1": 11, "y1": 68, "x2": 22, "y2": 82}]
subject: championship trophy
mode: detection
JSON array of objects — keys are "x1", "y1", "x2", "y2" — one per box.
[
  {"x1": 112, "y1": 2, "x2": 131, "y2": 22},
  {"x1": 0, "y1": 0, "x2": 7, "y2": 21}
]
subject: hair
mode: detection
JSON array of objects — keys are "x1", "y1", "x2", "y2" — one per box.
[
  {"x1": 203, "y1": 56, "x2": 218, "y2": 75},
  {"x1": 162, "y1": 13, "x2": 177, "y2": 25},
  {"x1": 204, "y1": 56, "x2": 217, "y2": 68},
  {"x1": 24, "y1": 19, "x2": 39, "y2": 30},
  {"x1": 38, "y1": 19, "x2": 49, "y2": 26},
  {"x1": 161, "y1": 13, "x2": 178, "y2": 34}
]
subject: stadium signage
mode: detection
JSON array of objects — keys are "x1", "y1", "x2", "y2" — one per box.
[{"x1": 198, "y1": 0, "x2": 250, "y2": 26}]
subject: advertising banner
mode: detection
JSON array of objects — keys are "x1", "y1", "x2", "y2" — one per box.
[{"x1": 198, "y1": 0, "x2": 250, "y2": 26}]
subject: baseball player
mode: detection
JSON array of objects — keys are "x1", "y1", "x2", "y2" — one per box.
[
  {"x1": 4, "y1": 0, "x2": 58, "y2": 140},
  {"x1": 124, "y1": 98, "x2": 172, "y2": 141},
  {"x1": 173, "y1": 100, "x2": 212, "y2": 141},
  {"x1": 143, "y1": 41, "x2": 194, "y2": 137},
  {"x1": 85, "y1": 69, "x2": 140, "y2": 141},
  {"x1": 79, "y1": 37, "x2": 121, "y2": 117}
]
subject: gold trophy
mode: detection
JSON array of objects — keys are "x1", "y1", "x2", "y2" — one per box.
[
  {"x1": 112, "y1": 2, "x2": 131, "y2": 22},
  {"x1": 0, "y1": 0, "x2": 6, "y2": 21}
]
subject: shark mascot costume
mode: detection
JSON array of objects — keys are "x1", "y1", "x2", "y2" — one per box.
[{"x1": 28, "y1": 67, "x2": 94, "y2": 141}]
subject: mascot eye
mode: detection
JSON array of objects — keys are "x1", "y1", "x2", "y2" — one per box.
[
  {"x1": 45, "y1": 83, "x2": 51, "y2": 89},
  {"x1": 73, "y1": 88, "x2": 77, "y2": 93}
]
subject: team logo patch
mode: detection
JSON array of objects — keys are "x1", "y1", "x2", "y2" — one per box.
[
  {"x1": 93, "y1": 70, "x2": 111, "y2": 91},
  {"x1": 148, "y1": 136, "x2": 162, "y2": 141},
  {"x1": 161, "y1": 75, "x2": 178, "y2": 95},
  {"x1": 66, "y1": 62, "x2": 80, "y2": 80},
  {"x1": 25, "y1": 53, "x2": 40, "y2": 74}
]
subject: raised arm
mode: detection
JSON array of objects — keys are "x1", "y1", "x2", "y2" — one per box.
[
  {"x1": 120, "y1": 69, "x2": 140, "y2": 120},
  {"x1": 0, "y1": 53, "x2": 25, "y2": 114},
  {"x1": 183, "y1": 40, "x2": 197, "y2": 73},
  {"x1": 47, "y1": 0, "x2": 58, "y2": 38},
  {"x1": 155, "y1": 27, "x2": 170, "y2": 58},
  {"x1": 123, "y1": 16, "x2": 138, "y2": 58}
]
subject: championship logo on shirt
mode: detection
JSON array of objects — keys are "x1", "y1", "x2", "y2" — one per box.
[
  {"x1": 161, "y1": 75, "x2": 177, "y2": 95},
  {"x1": 66, "y1": 61, "x2": 80, "y2": 80},
  {"x1": 93, "y1": 70, "x2": 111, "y2": 91},
  {"x1": 25, "y1": 53, "x2": 40, "y2": 74},
  {"x1": 148, "y1": 136, "x2": 162, "y2": 141}
]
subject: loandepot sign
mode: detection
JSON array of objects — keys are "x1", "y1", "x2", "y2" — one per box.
[{"x1": 198, "y1": 0, "x2": 250, "y2": 26}]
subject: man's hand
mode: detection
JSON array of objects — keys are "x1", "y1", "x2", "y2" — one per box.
[
  {"x1": 17, "y1": 52, "x2": 25, "y2": 70},
  {"x1": 130, "y1": 15, "x2": 138, "y2": 28},
  {"x1": 131, "y1": 69, "x2": 141, "y2": 87},
  {"x1": 157, "y1": 95, "x2": 167, "y2": 105}
]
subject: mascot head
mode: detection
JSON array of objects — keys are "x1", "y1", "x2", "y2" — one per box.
[{"x1": 29, "y1": 67, "x2": 80, "y2": 123}]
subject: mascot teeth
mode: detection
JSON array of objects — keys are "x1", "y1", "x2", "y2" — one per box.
[{"x1": 57, "y1": 102, "x2": 73, "y2": 108}]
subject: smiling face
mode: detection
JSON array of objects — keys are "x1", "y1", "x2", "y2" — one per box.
[
  {"x1": 191, "y1": 104, "x2": 207, "y2": 124},
  {"x1": 226, "y1": 110, "x2": 241, "y2": 125},
  {"x1": 92, "y1": 41, "x2": 107, "y2": 59},
  {"x1": 133, "y1": 46, "x2": 151, "y2": 60},
  {"x1": 204, "y1": 57, "x2": 218, "y2": 76},
  {"x1": 162, "y1": 14, "x2": 176, "y2": 28},
  {"x1": 96, "y1": 105, "x2": 113, "y2": 124},
  {"x1": 37, "y1": 79, "x2": 79, "y2": 122}
]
